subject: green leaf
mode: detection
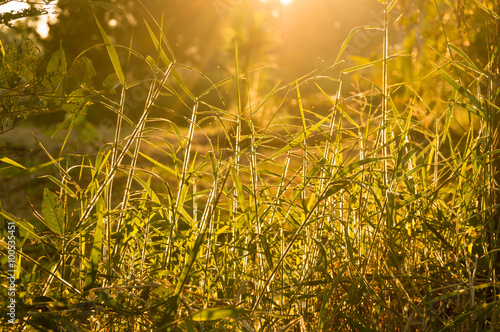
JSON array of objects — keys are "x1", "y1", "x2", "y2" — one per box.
[
  {"x1": 191, "y1": 307, "x2": 249, "y2": 321},
  {"x1": 144, "y1": 20, "x2": 195, "y2": 100},
  {"x1": 102, "y1": 73, "x2": 120, "y2": 92},
  {"x1": 95, "y1": 16, "x2": 125, "y2": 85},
  {"x1": 267, "y1": 108, "x2": 331, "y2": 160},
  {"x1": 39, "y1": 175, "x2": 77, "y2": 198},
  {"x1": 63, "y1": 57, "x2": 96, "y2": 93},
  {"x1": 432, "y1": 62, "x2": 483, "y2": 115},
  {"x1": 473, "y1": 0, "x2": 500, "y2": 21},
  {"x1": 448, "y1": 44, "x2": 480, "y2": 71},
  {"x1": 144, "y1": 20, "x2": 172, "y2": 67},
  {"x1": 259, "y1": 234, "x2": 274, "y2": 270},
  {"x1": 231, "y1": 167, "x2": 247, "y2": 213},
  {"x1": 47, "y1": 43, "x2": 67, "y2": 75},
  {"x1": 336, "y1": 158, "x2": 379, "y2": 179},
  {"x1": 344, "y1": 54, "x2": 403, "y2": 73},
  {"x1": 311, "y1": 238, "x2": 329, "y2": 274},
  {"x1": 387, "y1": 0, "x2": 399, "y2": 12},
  {"x1": 323, "y1": 180, "x2": 350, "y2": 200},
  {"x1": 84, "y1": 197, "x2": 104, "y2": 291},
  {"x1": 0, "y1": 211, "x2": 39, "y2": 240},
  {"x1": 133, "y1": 175, "x2": 161, "y2": 205},
  {"x1": 0, "y1": 39, "x2": 5, "y2": 58},
  {"x1": 344, "y1": 58, "x2": 384, "y2": 73},
  {"x1": 45, "y1": 42, "x2": 67, "y2": 91},
  {"x1": 138, "y1": 151, "x2": 177, "y2": 178},
  {"x1": 0, "y1": 157, "x2": 27, "y2": 169},
  {"x1": 315, "y1": 83, "x2": 358, "y2": 128},
  {"x1": 41, "y1": 188, "x2": 65, "y2": 236},
  {"x1": 175, "y1": 226, "x2": 207, "y2": 295}
]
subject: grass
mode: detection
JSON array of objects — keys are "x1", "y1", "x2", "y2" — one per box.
[{"x1": 1, "y1": 2, "x2": 500, "y2": 331}]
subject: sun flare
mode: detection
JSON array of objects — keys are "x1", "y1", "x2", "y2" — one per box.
[{"x1": 280, "y1": 0, "x2": 294, "y2": 4}]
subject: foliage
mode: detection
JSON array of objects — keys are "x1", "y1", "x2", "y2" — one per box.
[
  {"x1": 1, "y1": 0, "x2": 500, "y2": 331},
  {"x1": 0, "y1": 36, "x2": 98, "y2": 134},
  {"x1": 0, "y1": 0, "x2": 112, "y2": 134}
]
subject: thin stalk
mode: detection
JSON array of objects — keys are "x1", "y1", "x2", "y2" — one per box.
[
  {"x1": 75, "y1": 63, "x2": 173, "y2": 236},
  {"x1": 140, "y1": 212, "x2": 152, "y2": 276},
  {"x1": 113, "y1": 68, "x2": 161, "y2": 260},
  {"x1": 433, "y1": 0, "x2": 462, "y2": 82},
  {"x1": 323, "y1": 72, "x2": 343, "y2": 164},
  {"x1": 382, "y1": 0, "x2": 389, "y2": 188},
  {"x1": 176, "y1": 102, "x2": 200, "y2": 202},
  {"x1": 249, "y1": 108, "x2": 263, "y2": 278},
  {"x1": 277, "y1": 151, "x2": 291, "y2": 314},
  {"x1": 105, "y1": 83, "x2": 126, "y2": 284},
  {"x1": 381, "y1": 1, "x2": 391, "y2": 291},
  {"x1": 165, "y1": 101, "x2": 200, "y2": 267},
  {"x1": 296, "y1": 82, "x2": 313, "y2": 313},
  {"x1": 233, "y1": 42, "x2": 243, "y2": 277},
  {"x1": 253, "y1": 178, "x2": 341, "y2": 310}
]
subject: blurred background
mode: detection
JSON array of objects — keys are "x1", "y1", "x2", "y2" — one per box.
[
  {"x1": 0, "y1": 0, "x2": 491, "y2": 218},
  {"x1": 0, "y1": 0, "x2": 382, "y2": 121}
]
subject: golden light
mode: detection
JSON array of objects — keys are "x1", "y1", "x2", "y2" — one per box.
[
  {"x1": 280, "y1": 0, "x2": 294, "y2": 4},
  {"x1": 0, "y1": 2, "x2": 28, "y2": 13},
  {"x1": 0, "y1": 1, "x2": 59, "y2": 38}
]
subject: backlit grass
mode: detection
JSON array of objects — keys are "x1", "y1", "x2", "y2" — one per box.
[{"x1": 1, "y1": 2, "x2": 500, "y2": 331}]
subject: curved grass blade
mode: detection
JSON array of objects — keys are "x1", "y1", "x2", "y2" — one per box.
[{"x1": 335, "y1": 25, "x2": 382, "y2": 65}]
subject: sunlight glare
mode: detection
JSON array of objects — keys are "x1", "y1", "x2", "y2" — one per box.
[
  {"x1": 0, "y1": 2, "x2": 28, "y2": 13},
  {"x1": 261, "y1": 0, "x2": 294, "y2": 5},
  {"x1": 0, "y1": 1, "x2": 59, "y2": 39}
]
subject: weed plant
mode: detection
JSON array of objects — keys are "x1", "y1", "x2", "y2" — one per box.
[{"x1": 1, "y1": 1, "x2": 500, "y2": 331}]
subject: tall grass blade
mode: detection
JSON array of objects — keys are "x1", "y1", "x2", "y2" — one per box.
[
  {"x1": 95, "y1": 16, "x2": 125, "y2": 85},
  {"x1": 83, "y1": 197, "x2": 104, "y2": 291}
]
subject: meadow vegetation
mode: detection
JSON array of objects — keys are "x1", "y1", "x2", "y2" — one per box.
[{"x1": 1, "y1": 0, "x2": 500, "y2": 330}]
